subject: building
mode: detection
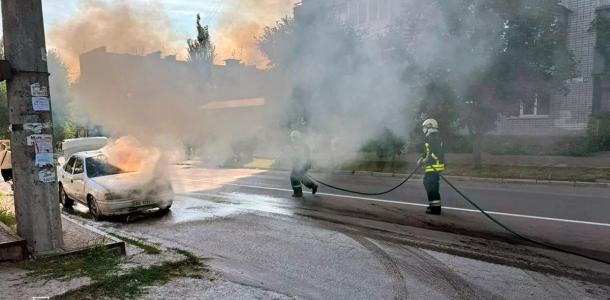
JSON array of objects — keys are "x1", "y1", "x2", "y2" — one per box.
[
  {"x1": 75, "y1": 47, "x2": 275, "y2": 142},
  {"x1": 295, "y1": 0, "x2": 610, "y2": 137},
  {"x1": 294, "y1": 0, "x2": 401, "y2": 36},
  {"x1": 496, "y1": 0, "x2": 610, "y2": 136}
]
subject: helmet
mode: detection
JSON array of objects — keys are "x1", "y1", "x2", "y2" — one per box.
[
  {"x1": 422, "y1": 119, "x2": 439, "y2": 134},
  {"x1": 289, "y1": 130, "x2": 302, "y2": 142},
  {"x1": 422, "y1": 119, "x2": 439, "y2": 129}
]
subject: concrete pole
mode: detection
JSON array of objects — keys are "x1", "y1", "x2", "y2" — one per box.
[{"x1": 1, "y1": 0, "x2": 63, "y2": 252}]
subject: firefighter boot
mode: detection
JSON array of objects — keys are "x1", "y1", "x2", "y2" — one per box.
[
  {"x1": 292, "y1": 187, "x2": 303, "y2": 198},
  {"x1": 426, "y1": 201, "x2": 441, "y2": 215}
]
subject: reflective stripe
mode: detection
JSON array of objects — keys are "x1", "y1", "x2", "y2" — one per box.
[
  {"x1": 293, "y1": 184, "x2": 302, "y2": 188},
  {"x1": 430, "y1": 200, "x2": 441, "y2": 206},
  {"x1": 424, "y1": 142, "x2": 444, "y2": 172},
  {"x1": 425, "y1": 164, "x2": 445, "y2": 172}
]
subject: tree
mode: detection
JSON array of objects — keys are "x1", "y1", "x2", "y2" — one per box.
[
  {"x1": 187, "y1": 14, "x2": 215, "y2": 75},
  {"x1": 392, "y1": 0, "x2": 575, "y2": 168},
  {"x1": 47, "y1": 51, "x2": 76, "y2": 142},
  {"x1": 591, "y1": 10, "x2": 610, "y2": 72},
  {"x1": 465, "y1": 0, "x2": 576, "y2": 167}
]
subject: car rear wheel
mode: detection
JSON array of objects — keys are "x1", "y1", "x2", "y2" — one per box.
[
  {"x1": 59, "y1": 185, "x2": 74, "y2": 209},
  {"x1": 88, "y1": 196, "x2": 104, "y2": 221},
  {"x1": 159, "y1": 204, "x2": 172, "y2": 215}
]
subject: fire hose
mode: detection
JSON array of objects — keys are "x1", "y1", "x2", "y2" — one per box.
[
  {"x1": 307, "y1": 164, "x2": 421, "y2": 196},
  {"x1": 307, "y1": 164, "x2": 610, "y2": 265}
]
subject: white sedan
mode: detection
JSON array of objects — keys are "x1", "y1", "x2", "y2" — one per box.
[{"x1": 58, "y1": 151, "x2": 173, "y2": 220}]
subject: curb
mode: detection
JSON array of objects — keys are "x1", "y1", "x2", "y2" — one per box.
[{"x1": 60, "y1": 215, "x2": 126, "y2": 256}]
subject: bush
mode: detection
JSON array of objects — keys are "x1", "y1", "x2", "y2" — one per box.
[
  {"x1": 361, "y1": 128, "x2": 405, "y2": 160},
  {"x1": 587, "y1": 112, "x2": 610, "y2": 152}
]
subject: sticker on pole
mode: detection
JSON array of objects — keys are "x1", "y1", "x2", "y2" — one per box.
[
  {"x1": 38, "y1": 169, "x2": 56, "y2": 183},
  {"x1": 33, "y1": 135, "x2": 54, "y2": 167},
  {"x1": 24, "y1": 123, "x2": 52, "y2": 134},
  {"x1": 32, "y1": 97, "x2": 50, "y2": 111},
  {"x1": 30, "y1": 83, "x2": 49, "y2": 97}
]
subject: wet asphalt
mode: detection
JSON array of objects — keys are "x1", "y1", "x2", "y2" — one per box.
[{"x1": 89, "y1": 166, "x2": 610, "y2": 299}]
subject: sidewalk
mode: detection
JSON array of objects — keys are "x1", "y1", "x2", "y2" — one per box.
[{"x1": 0, "y1": 185, "x2": 126, "y2": 260}]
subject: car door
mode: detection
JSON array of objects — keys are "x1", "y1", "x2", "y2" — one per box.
[
  {"x1": 61, "y1": 156, "x2": 77, "y2": 198},
  {"x1": 71, "y1": 157, "x2": 87, "y2": 202}
]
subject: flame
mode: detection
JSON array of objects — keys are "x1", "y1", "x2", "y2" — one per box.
[{"x1": 101, "y1": 136, "x2": 160, "y2": 173}]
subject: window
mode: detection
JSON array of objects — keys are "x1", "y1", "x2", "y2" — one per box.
[
  {"x1": 379, "y1": 0, "x2": 389, "y2": 20},
  {"x1": 64, "y1": 156, "x2": 76, "y2": 174},
  {"x1": 520, "y1": 93, "x2": 550, "y2": 116},
  {"x1": 358, "y1": 0, "x2": 367, "y2": 24},
  {"x1": 369, "y1": 0, "x2": 379, "y2": 21},
  {"x1": 348, "y1": 2, "x2": 358, "y2": 25},
  {"x1": 73, "y1": 158, "x2": 84, "y2": 174}
]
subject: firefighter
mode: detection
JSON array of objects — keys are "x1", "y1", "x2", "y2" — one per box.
[
  {"x1": 289, "y1": 130, "x2": 318, "y2": 197},
  {"x1": 418, "y1": 118, "x2": 445, "y2": 215}
]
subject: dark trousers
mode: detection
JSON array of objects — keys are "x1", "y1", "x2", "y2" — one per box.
[
  {"x1": 423, "y1": 172, "x2": 441, "y2": 205},
  {"x1": 290, "y1": 167, "x2": 315, "y2": 193},
  {"x1": 1, "y1": 169, "x2": 12, "y2": 182}
]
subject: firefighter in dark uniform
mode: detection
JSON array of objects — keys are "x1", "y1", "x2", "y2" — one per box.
[
  {"x1": 418, "y1": 119, "x2": 445, "y2": 215},
  {"x1": 289, "y1": 130, "x2": 318, "y2": 197}
]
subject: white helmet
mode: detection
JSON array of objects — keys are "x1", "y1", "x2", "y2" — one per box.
[
  {"x1": 422, "y1": 119, "x2": 439, "y2": 134},
  {"x1": 289, "y1": 130, "x2": 302, "y2": 142}
]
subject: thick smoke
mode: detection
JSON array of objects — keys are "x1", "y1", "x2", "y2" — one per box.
[
  {"x1": 48, "y1": 0, "x2": 185, "y2": 79},
  {"x1": 214, "y1": 0, "x2": 299, "y2": 67},
  {"x1": 51, "y1": 0, "x2": 505, "y2": 170}
]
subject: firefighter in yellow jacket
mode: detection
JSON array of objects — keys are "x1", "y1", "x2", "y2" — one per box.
[{"x1": 418, "y1": 119, "x2": 445, "y2": 215}]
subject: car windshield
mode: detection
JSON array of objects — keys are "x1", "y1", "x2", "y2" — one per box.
[{"x1": 85, "y1": 155, "x2": 126, "y2": 178}]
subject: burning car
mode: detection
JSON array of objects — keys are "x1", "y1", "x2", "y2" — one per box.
[{"x1": 58, "y1": 150, "x2": 173, "y2": 220}]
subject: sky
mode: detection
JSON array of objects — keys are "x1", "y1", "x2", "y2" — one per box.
[
  {"x1": 1, "y1": 0, "x2": 297, "y2": 77},
  {"x1": 41, "y1": 0, "x2": 227, "y2": 39}
]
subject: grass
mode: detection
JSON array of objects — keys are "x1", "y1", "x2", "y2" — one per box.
[
  {"x1": 443, "y1": 164, "x2": 610, "y2": 183},
  {"x1": 0, "y1": 207, "x2": 17, "y2": 230},
  {"x1": 330, "y1": 160, "x2": 610, "y2": 183},
  {"x1": 107, "y1": 232, "x2": 162, "y2": 255},
  {"x1": 25, "y1": 246, "x2": 121, "y2": 282},
  {"x1": 27, "y1": 246, "x2": 208, "y2": 300}
]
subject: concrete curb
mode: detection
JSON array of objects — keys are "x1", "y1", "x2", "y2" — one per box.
[{"x1": 60, "y1": 215, "x2": 126, "y2": 256}]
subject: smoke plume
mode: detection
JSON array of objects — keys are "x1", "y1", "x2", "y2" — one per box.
[
  {"x1": 48, "y1": 0, "x2": 186, "y2": 80},
  {"x1": 213, "y1": 0, "x2": 299, "y2": 67}
]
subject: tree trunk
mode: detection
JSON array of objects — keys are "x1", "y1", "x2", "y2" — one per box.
[{"x1": 473, "y1": 129, "x2": 482, "y2": 169}]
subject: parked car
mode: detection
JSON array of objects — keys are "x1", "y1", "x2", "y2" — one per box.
[
  {"x1": 57, "y1": 137, "x2": 109, "y2": 166},
  {"x1": 58, "y1": 151, "x2": 173, "y2": 220}
]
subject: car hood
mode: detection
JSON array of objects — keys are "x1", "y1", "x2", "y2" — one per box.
[{"x1": 90, "y1": 173, "x2": 159, "y2": 192}]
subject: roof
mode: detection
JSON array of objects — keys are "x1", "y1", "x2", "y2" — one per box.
[{"x1": 201, "y1": 97, "x2": 265, "y2": 110}]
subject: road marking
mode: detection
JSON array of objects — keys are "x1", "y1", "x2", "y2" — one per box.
[{"x1": 213, "y1": 183, "x2": 610, "y2": 228}]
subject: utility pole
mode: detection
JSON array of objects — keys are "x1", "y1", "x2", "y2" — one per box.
[{"x1": 1, "y1": 0, "x2": 63, "y2": 252}]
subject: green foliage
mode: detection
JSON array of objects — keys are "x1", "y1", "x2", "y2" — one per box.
[
  {"x1": 0, "y1": 207, "x2": 16, "y2": 229},
  {"x1": 587, "y1": 112, "x2": 610, "y2": 152},
  {"x1": 187, "y1": 14, "x2": 215, "y2": 68},
  {"x1": 591, "y1": 11, "x2": 610, "y2": 72},
  {"x1": 26, "y1": 247, "x2": 120, "y2": 282},
  {"x1": 258, "y1": 17, "x2": 295, "y2": 68},
  {"x1": 361, "y1": 128, "x2": 406, "y2": 160},
  {"x1": 0, "y1": 82, "x2": 9, "y2": 139},
  {"x1": 108, "y1": 232, "x2": 162, "y2": 255},
  {"x1": 48, "y1": 51, "x2": 76, "y2": 143}
]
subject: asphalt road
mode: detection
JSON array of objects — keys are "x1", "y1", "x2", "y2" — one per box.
[
  {"x1": 84, "y1": 166, "x2": 610, "y2": 299},
  {"x1": 171, "y1": 167, "x2": 610, "y2": 257}
]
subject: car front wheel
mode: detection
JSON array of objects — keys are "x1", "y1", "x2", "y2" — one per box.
[{"x1": 88, "y1": 196, "x2": 104, "y2": 221}]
